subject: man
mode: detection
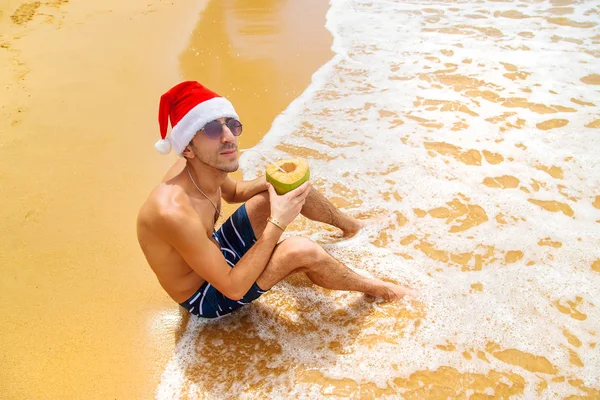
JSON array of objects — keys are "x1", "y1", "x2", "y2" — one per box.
[{"x1": 137, "y1": 81, "x2": 414, "y2": 318}]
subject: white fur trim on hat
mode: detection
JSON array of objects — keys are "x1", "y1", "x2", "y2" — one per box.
[
  {"x1": 154, "y1": 138, "x2": 172, "y2": 154},
  {"x1": 169, "y1": 97, "x2": 239, "y2": 155}
]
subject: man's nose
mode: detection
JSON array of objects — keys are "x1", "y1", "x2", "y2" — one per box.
[{"x1": 221, "y1": 124, "x2": 235, "y2": 143}]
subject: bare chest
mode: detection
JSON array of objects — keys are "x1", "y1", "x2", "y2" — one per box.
[{"x1": 189, "y1": 188, "x2": 222, "y2": 231}]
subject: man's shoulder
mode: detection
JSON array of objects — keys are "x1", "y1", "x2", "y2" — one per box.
[{"x1": 138, "y1": 182, "x2": 192, "y2": 229}]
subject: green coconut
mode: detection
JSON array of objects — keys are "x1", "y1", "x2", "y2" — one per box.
[{"x1": 265, "y1": 158, "x2": 310, "y2": 195}]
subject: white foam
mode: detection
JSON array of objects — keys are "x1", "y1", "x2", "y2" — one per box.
[{"x1": 158, "y1": 0, "x2": 600, "y2": 398}]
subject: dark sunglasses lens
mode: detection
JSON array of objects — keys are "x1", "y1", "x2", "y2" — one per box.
[
  {"x1": 203, "y1": 121, "x2": 223, "y2": 139},
  {"x1": 227, "y1": 119, "x2": 243, "y2": 136}
]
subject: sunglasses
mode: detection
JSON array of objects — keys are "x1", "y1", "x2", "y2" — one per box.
[{"x1": 200, "y1": 118, "x2": 243, "y2": 139}]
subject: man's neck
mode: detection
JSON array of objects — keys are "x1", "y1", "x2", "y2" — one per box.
[{"x1": 183, "y1": 160, "x2": 227, "y2": 197}]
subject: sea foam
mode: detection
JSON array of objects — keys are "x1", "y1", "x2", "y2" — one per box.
[{"x1": 158, "y1": 0, "x2": 600, "y2": 398}]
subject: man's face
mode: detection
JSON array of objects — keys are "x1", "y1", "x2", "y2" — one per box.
[{"x1": 184, "y1": 117, "x2": 240, "y2": 172}]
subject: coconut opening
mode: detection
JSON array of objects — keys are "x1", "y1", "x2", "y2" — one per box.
[{"x1": 281, "y1": 162, "x2": 297, "y2": 173}]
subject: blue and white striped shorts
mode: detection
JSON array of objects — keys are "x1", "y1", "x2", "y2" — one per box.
[{"x1": 179, "y1": 204, "x2": 268, "y2": 318}]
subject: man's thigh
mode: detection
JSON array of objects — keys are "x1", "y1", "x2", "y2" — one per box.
[{"x1": 215, "y1": 204, "x2": 257, "y2": 261}]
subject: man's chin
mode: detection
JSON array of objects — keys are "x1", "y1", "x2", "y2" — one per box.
[{"x1": 219, "y1": 162, "x2": 239, "y2": 173}]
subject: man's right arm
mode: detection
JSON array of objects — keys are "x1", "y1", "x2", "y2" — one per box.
[
  {"x1": 156, "y1": 206, "x2": 283, "y2": 300},
  {"x1": 155, "y1": 181, "x2": 311, "y2": 300}
]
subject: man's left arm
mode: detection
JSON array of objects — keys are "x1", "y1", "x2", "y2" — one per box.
[{"x1": 221, "y1": 175, "x2": 267, "y2": 204}]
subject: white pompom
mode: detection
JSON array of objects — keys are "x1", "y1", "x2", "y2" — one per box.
[{"x1": 154, "y1": 138, "x2": 172, "y2": 154}]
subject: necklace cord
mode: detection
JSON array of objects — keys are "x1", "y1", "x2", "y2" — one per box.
[{"x1": 186, "y1": 167, "x2": 223, "y2": 219}]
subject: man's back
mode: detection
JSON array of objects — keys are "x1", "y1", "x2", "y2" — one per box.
[{"x1": 137, "y1": 174, "x2": 220, "y2": 303}]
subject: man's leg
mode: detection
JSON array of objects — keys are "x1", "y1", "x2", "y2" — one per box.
[
  {"x1": 300, "y1": 186, "x2": 364, "y2": 237},
  {"x1": 244, "y1": 187, "x2": 363, "y2": 240},
  {"x1": 255, "y1": 237, "x2": 414, "y2": 300}
]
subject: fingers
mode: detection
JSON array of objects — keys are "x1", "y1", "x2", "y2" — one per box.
[
  {"x1": 269, "y1": 182, "x2": 311, "y2": 199},
  {"x1": 288, "y1": 191, "x2": 310, "y2": 212},
  {"x1": 291, "y1": 197, "x2": 307, "y2": 211},
  {"x1": 287, "y1": 181, "x2": 311, "y2": 199}
]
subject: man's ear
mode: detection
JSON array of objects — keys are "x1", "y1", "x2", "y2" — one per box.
[{"x1": 181, "y1": 144, "x2": 195, "y2": 159}]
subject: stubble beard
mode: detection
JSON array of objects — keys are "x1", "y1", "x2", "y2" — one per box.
[{"x1": 194, "y1": 146, "x2": 239, "y2": 173}]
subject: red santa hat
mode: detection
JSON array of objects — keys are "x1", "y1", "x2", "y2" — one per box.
[{"x1": 155, "y1": 81, "x2": 239, "y2": 155}]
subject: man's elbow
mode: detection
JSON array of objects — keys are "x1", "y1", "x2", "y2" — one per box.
[
  {"x1": 222, "y1": 289, "x2": 244, "y2": 301},
  {"x1": 221, "y1": 191, "x2": 239, "y2": 204},
  {"x1": 219, "y1": 283, "x2": 244, "y2": 301},
  {"x1": 219, "y1": 270, "x2": 248, "y2": 300},
  {"x1": 223, "y1": 182, "x2": 238, "y2": 204}
]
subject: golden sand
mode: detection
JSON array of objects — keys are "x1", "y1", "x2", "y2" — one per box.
[{"x1": 0, "y1": 0, "x2": 331, "y2": 398}]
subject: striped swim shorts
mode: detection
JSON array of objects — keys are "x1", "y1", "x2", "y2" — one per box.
[{"x1": 179, "y1": 204, "x2": 268, "y2": 318}]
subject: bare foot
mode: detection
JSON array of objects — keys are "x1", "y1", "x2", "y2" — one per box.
[
  {"x1": 341, "y1": 213, "x2": 391, "y2": 238},
  {"x1": 369, "y1": 281, "x2": 418, "y2": 301},
  {"x1": 341, "y1": 218, "x2": 366, "y2": 238}
]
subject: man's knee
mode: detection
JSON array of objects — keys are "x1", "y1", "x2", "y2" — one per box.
[{"x1": 278, "y1": 236, "x2": 323, "y2": 266}]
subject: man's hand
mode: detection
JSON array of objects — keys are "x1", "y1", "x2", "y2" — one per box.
[{"x1": 267, "y1": 182, "x2": 311, "y2": 227}]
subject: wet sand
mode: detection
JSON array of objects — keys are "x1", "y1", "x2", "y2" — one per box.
[{"x1": 0, "y1": 0, "x2": 331, "y2": 398}]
